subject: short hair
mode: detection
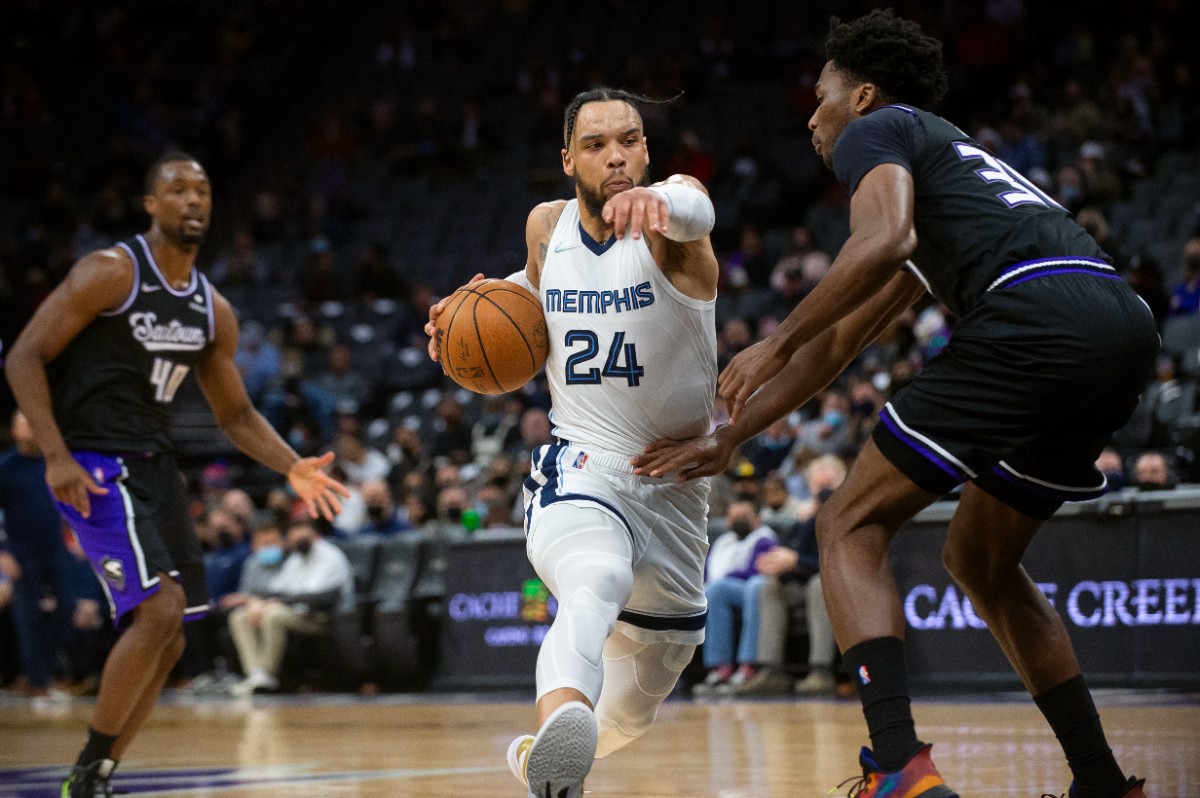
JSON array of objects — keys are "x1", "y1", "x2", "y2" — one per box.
[
  {"x1": 144, "y1": 150, "x2": 201, "y2": 195},
  {"x1": 825, "y1": 9, "x2": 948, "y2": 109},
  {"x1": 561, "y1": 87, "x2": 679, "y2": 150}
]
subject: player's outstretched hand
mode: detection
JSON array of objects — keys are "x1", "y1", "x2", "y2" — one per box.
[
  {"x1": 631, "y1": 428, "x2": 736, "y2": 482},
  {"x1": 425, "y1": 273, "x2": 487, "y2": 362},
  {"x1": 603, "y1": 187, "x2": 668, "y2": 241},
  {"x1": 287, "y1": 451, "x2": 352, "y2": 521},
  {"x1": 45, "y1": 453, "x2": 108, "y2": 519},
  {"x1": 718, "y1": 338, "x2": 790, "y2": 424}
]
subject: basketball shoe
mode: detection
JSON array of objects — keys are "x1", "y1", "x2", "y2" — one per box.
[
  {"x1": 1042, "y1": 777, "x2": 1147, "y2": 798},
  {"x1": 836, "y1": 744, "x2": 959, "y2": 798},
  {"x1": 507, "y1": 701, "x2": 597, "y2": 798},
  {"x1": 61, "y1": 760, "x2": 118, "y2": 797}
]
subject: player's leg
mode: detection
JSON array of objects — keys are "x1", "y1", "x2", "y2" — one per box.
[
  {"x1": 593, "y1": 628, "x2": 694, "y2": 757},
  {"x1": 942, "y1": 484, "x2": 1074, "y2": 691},
  {"x1": 62, "y1": 573, "x2": 185, "y2": 795},
  {"x1": 957, "y1": 478, "x2": 1141, "y2": 798},
  {"x1": 815, "y1": 438, "x2": 951, "y2": 795},
  {"x1": 530, "y1": 505, "x2": 634, "y2": 724},
  {"x1": 512, "y1": 504, "x2": 632, "y2": 795},
  {"x1": 112, "y1": 617, "x2": 186, "y2": 759}
]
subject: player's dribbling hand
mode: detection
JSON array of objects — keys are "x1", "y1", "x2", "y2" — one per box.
[
  {"x1": 603, "y1": 187, "x2": 668, "y2": 241},
  {"x1": 718, "y1": 338, "x2": 790, "y2": 424},
  {"x1": 425, "y1": 273, "x2": 487, "y2": 362},
  {"x1": 631, "y1": 427, "x2": 737, "y2": 482},
  {"x1": 287, "y1": 451, "x2": 352, "y2": 521},
  {"x1": 45, "y1": 453, "x2": 108, "y2": 519}
]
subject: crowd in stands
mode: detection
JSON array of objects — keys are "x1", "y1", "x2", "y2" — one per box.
[{"x1": 2, "y1": 0, "x2": 1199, "y2": 696}]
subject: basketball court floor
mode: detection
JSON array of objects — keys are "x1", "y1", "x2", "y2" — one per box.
[{"x1": 3, "y1": 689, "x2": 1198, "y2": 797}]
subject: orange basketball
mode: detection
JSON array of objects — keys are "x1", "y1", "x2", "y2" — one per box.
[{"x1": 434, "y1": 279, "x2": 549, "y2": 394}]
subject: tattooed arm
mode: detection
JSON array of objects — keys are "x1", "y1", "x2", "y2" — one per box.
[{"x1": 524, "y1": 200, "x2": 568, "y2": 290}]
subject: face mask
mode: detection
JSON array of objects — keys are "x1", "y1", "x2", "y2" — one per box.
[
  {"x1": 444, "y1": 507, "x2": 463, "y2": 523},
  {"x1": 822, "y1": 411, "x2": 845, "y2": 428},
  {"x1": 256, "y1": 546, "x2": 283, "y2": 566},
  {"x1": 851, "y1": 400, "x2": 876, "y2": 417},
  {"x1": 816, "y1": 487, "x2": 836, "y2": 504},
  {"x1": 216, "y1": 529, "x2": 237, "y2": 549},
  {"x1": 295, "y1": 539, "x2": 313, "y2": 556},
  {"x1": 288, "y1": 430, "x2": 307, "y2": 449},
  {"x1": 729, "y1": 520, "x2": 753, "y2": 538},
  {"x1": 367, "y1": 505, "x2": 388, "y2": 522},
  {"x1": 1103, "y1": 472, "x2": 1126, "y2": 491}
]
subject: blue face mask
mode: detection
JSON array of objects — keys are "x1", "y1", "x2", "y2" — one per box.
[
  {"x1": 822, "y1": 410, "x2": 845, "y2": 428},
  {"x1": 256, "y1": 546, "x2": 283, "y2": 566}
]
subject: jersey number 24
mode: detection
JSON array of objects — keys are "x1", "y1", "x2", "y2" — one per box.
[{"x1": 564, "y1": 330, "x2": 644, "y2": 386}]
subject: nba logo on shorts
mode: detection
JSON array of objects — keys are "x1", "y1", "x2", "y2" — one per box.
[
  {"x1": 858, "y1": 665, "x2": 871, "y2": 685},
  {"x1": 572, "y1": 452, "x2": 588, "y2": 469}
]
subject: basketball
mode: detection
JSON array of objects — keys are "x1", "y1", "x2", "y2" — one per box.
[{"x1": 434, "y1": 279, "x2": 549, "y2": 394}]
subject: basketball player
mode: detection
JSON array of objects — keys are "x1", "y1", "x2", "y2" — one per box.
[
  {"x1": 4, "y1": 152, "x2": 350, "y2": 798},
  {"x1": 633, "y1": 11, "x2": 1154, "y2": 798},
  {"x1": 426, "y1": 88, "x2": 718, "y2": 798}
]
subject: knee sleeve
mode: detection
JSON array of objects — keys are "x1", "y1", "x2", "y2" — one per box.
[
  {"x1": 594, "y1": 632, "x2": 694, "y2": 758},
  {"x1": 533, "y1": 508, "x2": 634, "y2": 704}
]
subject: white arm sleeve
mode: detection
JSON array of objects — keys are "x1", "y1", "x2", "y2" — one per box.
[
  {"x1": 648, "y1": 183, "x2": 715, "y2": 242},
  {"x1": 504, "y1": 269, "x2": 538, "y2": 296}
]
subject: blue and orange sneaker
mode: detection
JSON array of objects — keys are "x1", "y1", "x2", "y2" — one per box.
[
  {"x1": 1042, "y1": 776, "x2": 1148, "y2": 798},
  {"x1": 835, "y1": 744, "x2": 958, "y2": 798}
]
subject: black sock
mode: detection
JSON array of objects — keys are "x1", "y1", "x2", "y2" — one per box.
[
  {"x1": 842, "y1": 636, "x2": 923, "y2": 771},
  {"x1": 75, "y1": 727, "x2": 117, "y2": 771},
  {"x1": 1034, "y1": 675, "x2": 1127, "y2": 798}
]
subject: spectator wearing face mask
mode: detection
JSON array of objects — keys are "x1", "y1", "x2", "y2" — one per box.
[
  {"x1": 227, "y1": 520, "x2": 352, "y2": 695},
  {"x1": 693, "y1": 501, "x2": 778, "y2": 695},
  {"x1": 356, "y1": 478, "x2": 412, "y2": 536},
  {"x1": 185, "y1": 517, "x2": 287, "y2": 692},
  {"x1": 790, "y1": 390, "x2": 853, "y2": 458},
  {"x1": 737, "y1": 456, "x2": 847, "y2": 697}
]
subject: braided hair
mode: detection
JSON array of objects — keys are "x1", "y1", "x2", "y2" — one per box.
[
  {"x1": 561, "y1": 88, "x2": 679, "y2": 150},
  {"x1": 825, "y1": 9, "x2": 948, "y2": 109}
]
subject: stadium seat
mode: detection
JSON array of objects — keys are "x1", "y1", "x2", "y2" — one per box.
[{"x1": 371, "y1": 535, "x2": 425, "y2": 685}]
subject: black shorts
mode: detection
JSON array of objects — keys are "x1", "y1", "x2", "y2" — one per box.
[
  {"x1": 56, "y1": 451, "x2": 208, "y2": 627},
  {"x1": 874, "y1": 258, "x2": 1159, "y2": 520}
]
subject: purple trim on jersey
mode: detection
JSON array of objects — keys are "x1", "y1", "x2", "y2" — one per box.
[
  {"x1": 200, "y1": 272, "x2": 216, "y2": 340},
  {"x1": 988, "y1": 257, "x2": 1115, "y2": 292},
  {"x1": 55, "y1": 451, "x2": 159, "y2": 626},
  {"x1": 988, "y1": 464, "x2": 1109, "y2": 502},
  {"x1": 1004, "y1": 268, "x2": 1123, "y2": 290},
  {"x1": 879, "y1": 104, "x2": 918, "y2": 116},
  {"x1": 101, "y1": 243, "x2": 142, "y2": 317},
  {"x1": 137, "y1": 233, "x2": 198, "y2": 297},
  {"x1": 878, "y1": 408, "x2": 968, "y2": 483}
]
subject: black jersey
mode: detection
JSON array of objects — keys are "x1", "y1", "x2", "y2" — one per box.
[
  {"x1": 832, "y1": 105, "x2": 1108, "y2": 318},
  {"x1": 48, "y1": 234, "x2": 216, "y2": 453}
]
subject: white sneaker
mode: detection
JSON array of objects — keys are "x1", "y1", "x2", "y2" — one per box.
[
  {"x1": 231, "y1": 671, "x2": 279, "y2": 697},
  {"x1": 523, "y1": 701, "x2": 597, "y2": 798},
  {"x1": 507, "y1": 734, "x2": 534, "y2": 787}
]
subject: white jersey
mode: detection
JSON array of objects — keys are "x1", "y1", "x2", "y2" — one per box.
[{"x1": 541, "y1": 199, "x2": 717, "y2": 455}]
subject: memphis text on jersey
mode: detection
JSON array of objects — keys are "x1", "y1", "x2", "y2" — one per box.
[{"x1": 543, "y1": 281, "x2": 655, "y2": 315}]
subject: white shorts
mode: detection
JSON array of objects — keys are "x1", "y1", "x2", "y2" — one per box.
[{"x1": 523, "y1": 441, "x2": 711, "y2": 645}]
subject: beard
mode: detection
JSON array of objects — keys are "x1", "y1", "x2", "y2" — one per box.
[
  {"x1": 575, "y1": 170, "x2": 650, "y2": 223},
  {"x1": 168, "y1": 222, "x2": 208, "y2": 247}
]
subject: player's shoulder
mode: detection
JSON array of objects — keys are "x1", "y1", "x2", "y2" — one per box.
[
  {"x1": 62, "y1": 246, "x2": 135, "y2": 301},
  {"x1": 527, "y1": 199, "x2": 570, "y2": 229}
]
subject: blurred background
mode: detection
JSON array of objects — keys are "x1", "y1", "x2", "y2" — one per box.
[{"x1": 0, "y1": 0, "x2": 1197, "y2": 698}]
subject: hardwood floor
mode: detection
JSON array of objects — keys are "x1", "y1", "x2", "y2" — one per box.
[{"x1": 2, "y1": 691, "x2": 1197, "y2": 796}]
